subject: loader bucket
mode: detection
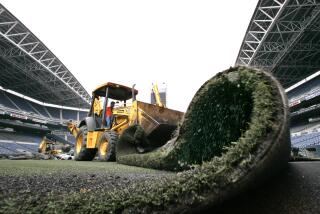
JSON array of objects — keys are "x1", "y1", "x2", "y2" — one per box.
[
  {"x1": 136, "y1": 101, "x2": 183, "y2": 146},
  {"x1": 116, "y1": 102, "x2": 183, "y2": 157}
]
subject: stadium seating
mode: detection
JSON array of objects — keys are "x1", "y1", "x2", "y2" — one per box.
[
  {"x1": 291, "y1": 121, "x2": 320, "y2": 133},
  {"x1": 0, "y1": 89, "x2": 88, "y2": 123},
  {"x1": 0, "y1": 89, "x2": 88, "y2": 154},
  {"x1": 46, "y1": 106, "x2": 61, "y2": 119},
  {"x1": 291, "y1": 104, "x2": 320, "y2": 116},
  {"x1": 0, "y1": 130, "x2": 43, "y2": 155},
  {"x1": 291, "y1": 131, "x2": 320, "y2": 148},
  {"x1": 0, "y1": 130, "x2": 78, "y2": 155},
  {"x1": 0, "y1": 91, "x2": 18, "y2": 109},
  {"x1": 288, "y1": 75, "x2": 320, "y2": 104},
  {"x1": 288, "y1": 76, "x2": 320, "y2": 146},
  {"x1": 0, "y1": 146, "x2": 15, "y2": 155},
  {"x1": 5, "y1": 93, "x2": 36, "y2": 113},
  {"x1": 29, "y1": 102, "x2": 51, "y2": 118},
  {"x1": 46, "y1": 133, "x2": 75, "y2": 146},
  {"x1": 62, "y1": 109, "x2": 78, "y2": 121},
  {"x1": 79, "y1": 111, "x2": 88, "y2": 120},
  {"x1": 67, "y1": 136, "x2": 76, "y2": 144}
]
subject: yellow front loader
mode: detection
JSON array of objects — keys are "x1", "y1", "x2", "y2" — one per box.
[
  {"x1": 38, "y1": 136, "x2": 70, "y2": 155},
  {"x1": 72, "y1": 82, "x2": 183, "y2": 161}
]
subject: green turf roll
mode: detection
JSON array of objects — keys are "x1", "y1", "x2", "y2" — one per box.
[
  {"x1": 117, "y1": 66, "x2": 290, "y2": 171},
  {"x1": 11, "y1": 66, "x2": 289, "y2": 213},
  {"x1": 101, "y1": 66, "x2": 290, "y2": 212}
]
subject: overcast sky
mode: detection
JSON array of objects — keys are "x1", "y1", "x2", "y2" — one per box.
[{"x1": 2, "y1": 0, "x2": 257, "y2": 112}]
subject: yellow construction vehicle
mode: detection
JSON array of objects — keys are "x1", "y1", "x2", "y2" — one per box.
[
  {"x1": 73, "y1": 82, "x2": 183, "y2": 161},
  {"x1": 38, "y1": 136, "x2": 71, "y2": 155},
  {"x1": 152, "y1": 84, "x2": 165, "y2": 108}
]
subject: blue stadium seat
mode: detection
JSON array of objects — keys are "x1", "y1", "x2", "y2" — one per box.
[
  {"x1": 0, "y1": 131, "x2": 43, "y2": 155},
  {"x1": 291, "y1": 131, "x2": 320, "y2": 148},
  {"x1": 62, "y1": 109, "x2": 77, "y2": 120},
  {"x1": 288, "y1": 75, "x2": 320, "y2": 102},
  {"x1": 0, "y1": 145, "x2": 17, "y2": 155},
  {"x1": 5, "y1": 93, "x2": 36, "y2": 113},
  {"x1": 29, "y1": 102, "x2": 50, "y2": 118},
  {"x1": 0, "y1": 91, "x2": 18, "y2": 109},
  {"x1": 0, "y1": 90, "x2": 87, "y2": 126},
  {"x1": 67, "y1": 135, "x2": 76, "y2": 145},
  {"x1": 79, "y1": 111, "x2": 88, "y2": 120},
  {"x1": 46, "y1": 107, "x2": 60, "y2": 119}
]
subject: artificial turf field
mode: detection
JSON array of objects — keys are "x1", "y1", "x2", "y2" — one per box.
[
  {"x1": 0, "y1": 68, "x2": 318, "y2": 213},
  {"x1": 0, "y1": 160, "x2": 172, "y2": 213},
  {"x1": 0, "y1": 160, "x2": 320, "y2": 213}
]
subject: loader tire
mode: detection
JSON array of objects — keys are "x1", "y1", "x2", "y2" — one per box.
[
  {"x1": 97, "y1": 131, "x2": 118, "y2": 161},
  {"x1": 74, "y1": 125, "x2": 97, "y2": 161}
]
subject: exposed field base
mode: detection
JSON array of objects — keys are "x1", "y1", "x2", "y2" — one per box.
[
  {"x1": 1, "y1": 161, "x2": 320, "y2": 213},
  {"x1": 210, "y1": 161, "x2": 320, "y2": 214},
  {"x1": 0, "y1": 160, "x2": 172, "y2": 213}
]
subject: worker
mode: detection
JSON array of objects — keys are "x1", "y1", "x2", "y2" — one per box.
[{"x1": 106, "y1": 101, "x2": 115, "y2": 128}]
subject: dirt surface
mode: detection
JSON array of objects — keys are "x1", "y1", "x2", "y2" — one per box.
[
  {"x1": 209, "y1": 161, "x2": 320, "y2": 214},
  {"x1": 0, "y1": 160, "x2": 172, "y2": 212}
]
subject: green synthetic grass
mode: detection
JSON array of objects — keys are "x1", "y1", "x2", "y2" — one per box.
[
  {"x1": 117, "y1": 67, "x2": 284, "y2": 171},
  {"x1": 0, "y1": 160, "x2": 172, "y2": 214},
  {"x1": 0, "y1": 67, "x2": 289, "y2": 213},
  {"x1": 0, "y1": 159, "x2": 165, "y2": 176}
]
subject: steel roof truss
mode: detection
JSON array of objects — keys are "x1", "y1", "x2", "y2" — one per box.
[
  {"x1": 0, "y1": 4, "x2": 91, "y2": 107},
  {"x1": 236, "y1": 0, "x2": 288, "y2": 66}
]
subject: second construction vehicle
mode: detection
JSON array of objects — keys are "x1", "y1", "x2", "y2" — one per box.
[{"x1": 71, "y1": 82, "x2": 183, "y2": 161}]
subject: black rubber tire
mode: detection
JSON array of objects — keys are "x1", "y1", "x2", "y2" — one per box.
[
  {"x1": 97, "y1": 131, "x2": 118, "y2": 161},
  {"x1": 74, "y1": 125, "x2": 97, "y2": 161}
]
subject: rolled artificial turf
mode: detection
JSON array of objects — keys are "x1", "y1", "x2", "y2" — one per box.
[
  {"x1": 2, "y1": 66, "x2": 290, "y2": 213},
  {"x1": 108, "y1": 66, "x2": 290, "y2": 212},
  {"x1": 117, "y1": 66, "x2": 290, "y2": 170}
]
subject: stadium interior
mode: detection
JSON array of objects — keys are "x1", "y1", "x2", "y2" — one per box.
[
  {"x1": 1, "y1": 0, "x2": 320, "y2": 159},
  {"x1": 0, "y1": 87, "x2": 88, "y2": 155},
  {"x1": 0, "y1": 4, "x2": 90, "y2": 157},
  {"x1": 1, "y1": 1, "x2": 320, "y2": 213},
  {"x1": 236, "y1": 0, "x2": 320, "y2": 158}
]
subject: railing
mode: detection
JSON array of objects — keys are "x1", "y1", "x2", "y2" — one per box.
[
  {"x1": 0, "y1": 105, "x2": 75, "y2": 125},
  {"x1": 289, "y1": 85, "x2": 320, "y2": 107},
  {"x1": 291, "y1": 103, "x2": 320, "y2": 116}
]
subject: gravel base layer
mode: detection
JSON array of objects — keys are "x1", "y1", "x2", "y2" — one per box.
[{"x1": 0, "y1": 160, "x2": 173, "y2": 212}]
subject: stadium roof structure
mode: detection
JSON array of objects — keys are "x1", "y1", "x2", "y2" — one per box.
[
  {"x1": 0, "y1": 4, "x2": 91, "y2": 108},
  {"x1": 236, "y1": 0, "x2": 320, "y2": 88}
]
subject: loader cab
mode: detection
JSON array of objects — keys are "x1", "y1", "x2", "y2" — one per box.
[{"x1": 89, "y1": 82, "x2": 138, "y2": 130}]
